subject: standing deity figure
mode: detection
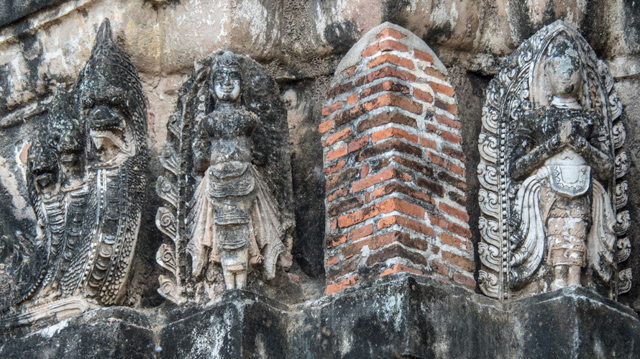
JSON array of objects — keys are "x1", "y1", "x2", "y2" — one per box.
[
  {"x1": 155, "y1": 51, "x2": 295, "y2": 304},
  {"x1": 477, "y1": 21, "x2": 631, "y2": 300},
  {"x1": 188, "y1": 52, "x2": 285, "y2": 290},
  {"x1": 0, "y1": 19, "x2": 148, "y2": 325}
]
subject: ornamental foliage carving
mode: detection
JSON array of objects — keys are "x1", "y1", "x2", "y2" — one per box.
[
  {"x1": 477, "y1": 20, "x2": 631, "y2": 300},
  {"x1": 0, "y1": 19, "x2": 148, "y2": 324},
  {"x1": 155, "y1": 51, "x2": 295, "y2": 304}
]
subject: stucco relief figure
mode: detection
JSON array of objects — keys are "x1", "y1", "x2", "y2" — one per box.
[
  {"x1": 0, "y1": 19, "x2": 148, "y2": 325},
  {"x1": 509, "y1": 36, "x2": 616, "y2": 291},
  {"x1": 188, "y1": 52, "x2": 285, "y2": 290},
  {"x1": 477, "y1": 21, "x2": 630, "y2": 300},
  {"x1": 156, "y1": 51, "x2": 295, "y2": 304}
]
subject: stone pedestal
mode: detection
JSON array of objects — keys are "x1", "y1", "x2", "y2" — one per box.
[{"x1": 2, "y1": 275, "x2": 638, "y2": 358}]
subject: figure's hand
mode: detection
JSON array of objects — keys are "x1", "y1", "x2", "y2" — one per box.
[
  {"x1": 569, "y1": 133, "x2": 588, "y2": 154},
  {"x1": 559, "y1": 120, "x2": 572, "y2": 145}
]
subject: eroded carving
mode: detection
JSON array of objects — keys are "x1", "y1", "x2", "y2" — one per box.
[
  {"x1": 477, "y1": 20, "x2": 630, "y2": 300},
  {"x1": 155, "y1": 51, "x2": 295, "y2": 304},
  {"x1": 0, "y1": 19, "x2": 147, "y2": 325}
]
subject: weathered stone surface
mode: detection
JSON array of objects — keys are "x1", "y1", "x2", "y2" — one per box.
[
  {"x1": 1, "y1": 275, "x2": 639, "y2": 358},
  {"x1": 0, "y1": 307, "x2": 155, "y2": 359}
]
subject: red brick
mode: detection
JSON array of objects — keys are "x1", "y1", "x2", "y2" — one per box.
[
  {"x1": 375, "y1": 28, "x2": 407, "y2": 41},
  {"x1": 419, "y1": 137, "x2": 437, "y2": 149},
  {"x1": 377, "y1": 214, "x2": 435, "y2": 237},
  {"x1": 434, "y1": 99, "x2": 458, "y2": 115},
  {"x1": 360, "y1": 162, "x2": 370, "y2": 179},
  {"x1": 438, "y1": 171, "x2": 467, "y2": 192},
  {"x1": 326, "y1": 168, "x2": 359, "y2": 191},
  {"x1": 431, "y1": 245, "x2": 440, "y2": 254},
  {"x1": 349, "y1": 223, "x2": 374, "y2": 241},
  {"x1": 372, "y1": 127, "x2": 418, "y2": 144},
  {"x1": 440, "y1": 232, "x2": 462, "y2": 249},
  {"x1": 365, "y1": 243, "x2": 429, "y2": 267},
  {"x1": 331, "y1": 219, "x2": 338, "y2": 230},
  {"x1": 355, "y1": 66, "x2": 416, "y2": 87},
  {"x1": 416, "y1": 177, "x2": 445, "y2": 197},
  {"x1": 367, "y1": 53, "x2": 415, "y2": 70},
  {"x1": 324, "y1": 160, "x2": 346, "y2": 175},
  {"x1": 414, "y1": 49, "x2": 434, "y2": 64},
  {"x1": 327, "y1": 82, "x2": 354, "y2": 99},
  {"x1": 441, "y1": 130, "x2": 461, "y2": 144},
  {"x1": 372, "y1": 182, "x2": 434, "y2": 205},
  {"x1": 337, "y1": 197, "x2": 425, "y2": 228},
  {"x1": 427, "y1": 151, "x2": 448, "y2": 169},
  {"x1": 326, "y1": 255, "x2": 340, "y2": 267},
  {"x1": 326, "y1": 144, "x2": 347, "y2": 162},
  {"x1": 453, "y1": 273, "x2": 477, "y2": 288},
  {"x1": 448, "y1": 190, "x2": 467, "y2": 207},
  {"x1": 363, "y1": 39, "x2": 409, "y2": 57},
  {"x1": 431, "y1": 261, "x2": 448, "y2": 276},
  {"x1": 348, "y1": 135, "x2": 369, "y2": 153},
  {"x1": 414, "y1": 88, "x2": 433, "y2": 103},
  {"x1": 449, "y1": 162, "x2": 465, "y2": 176},
  {"x1": 357, "y1": 112, "x2": 417, "y2": 132},
  {"x1": 328, "y1": 197, "x2": 364, "y2": 217},
  {"x1": 352, "y1": 167, "x2": 412, "y2": 193},
  {"x1": 328, "y1": 258, "x2": 358, "y2": 281},
  {"x1": 429, "y1": 81, "x2": 455, "y2": 97},
  {"x1": 392, "y1": 156, "x2": 433, "y2": 177},
  {"x1": 324, "y1": 127, "x2": 353, "y2": 147},
  {"x1": 340, "y1": 231, "x2": 401, "y2": 259},
  {"x1": 347, "y1": 93, "x2": 359, "y2": 105},
  {"x1": 449, "y1": 223, "x2": 472, "y2": 239},
  {"x1": 333, "y1": 93, "x2": 421, "y2": 127},
  {"x1": 361, "y1": 80, "x2": 410, "y2": 99},
  {"x1": 326, "y1": 275, "x2": 358, "y2": 295},
  {"x1": 443, "y1": 145, "x2": 465, "y2": 162},
  {"x1": 380, "y1": 263, "x2": 424, "y2": 277},
  {"x1": 438, "y1": 202, "x2": 470, "y2": 222},
  {"x1": 322, "y1": 101, "x2": 344, "y2": 116},
  {"x1": 319, "y1": 119, "x2": 335, "y2": 133},
  {"x1": 357, "y1": 139, "x2": 423, "y2": 162},
  {"x1": 327, "y1": 187, "x2": 348, "y2": 202},
  {"x1": 365, "y1": 192, "x2": 371, "y2": 204},
  {"x1": 326, "y1": 233, "x2": 347, "y2": 249},
  {"x1": 344, "y1": 65, "x2": 358, "y2": 77},
  {"x1": 442, "y1": 251, "x2": 475, "y2": 272},
  {"x1": 425, "y1": 123, "x2": 437, "y2": 133},
  {"x1": 423, "y1": 66, "x2": 448, "y2": 81},
  {"x1": 435, "y1": 114, "x2": 461, "y2": 129},
  {"x1": 428, "y1": 213, "x2": 447, "y2": 229}
]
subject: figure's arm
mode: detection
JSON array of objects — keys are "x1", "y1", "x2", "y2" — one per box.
[
  {"x1": 510, "y1": 134, "x2": 563, "y2": 180},
  {"x1": 252, "y1": 120, "x2": 267, "y2": 166},
  {"x1": 192, "y1": 124, "x2": 210, "y2": 174},
  {"x1": 509, "y1": 113, "x2": 563, "y2": 180},
  {"x1": 571, "y1": 114, "x2": 613, "y2": 180}
]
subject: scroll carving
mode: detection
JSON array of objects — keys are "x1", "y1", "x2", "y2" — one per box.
[
  {"x1": 477, "y1": 20, "x2": 631, "y2": 300},
  {"x1": 0, "y1": 19, "x2": 147, "y2": 325},
  {"x1": 155, "y1": 51, "x2": 295, "y2": 304}
]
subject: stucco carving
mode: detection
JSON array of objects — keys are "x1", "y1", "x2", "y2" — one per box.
[
  {"x1": 0, "y1": 19, "x2": 148, "y2": 324},
  {"x1": 155, "y1": 51, "x2": 294, "y2": 304},
  {"x1": 477, "y1": 20, "x2": 631, "y2": 300}
]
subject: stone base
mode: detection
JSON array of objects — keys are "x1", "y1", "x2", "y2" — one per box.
[{"x1": 1, "y1": 275, "x2": 639, "y2": 358}]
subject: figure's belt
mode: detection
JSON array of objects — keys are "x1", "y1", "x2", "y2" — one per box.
[{"x1": 542, "y1": 165, "x2": 591, "y2": 198}]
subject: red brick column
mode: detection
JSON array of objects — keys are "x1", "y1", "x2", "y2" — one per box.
[{"x1": 321, "y1": 22, "x2": 474, "y2": 295}]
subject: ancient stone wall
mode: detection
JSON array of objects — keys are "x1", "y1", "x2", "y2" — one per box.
[{"x1": 0, "y1": 0, "x2": 639, "y2": 358}]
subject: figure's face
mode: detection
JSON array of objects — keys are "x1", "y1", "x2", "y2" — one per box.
[
  {"x1": 213, "y1": 69, "x2": 241, "y2": 102},
  {"x1": 545, "y1": 41, "x2": 583, "y2": 99}
]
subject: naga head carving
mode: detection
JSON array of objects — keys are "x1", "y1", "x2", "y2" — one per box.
[
  {"x1": 27, "y1": 132, "x2": 59, "y2": 196},
  {"x1": 80, "y1": 19, "x2": 147, "y2": 163},
  {"x1": 46, "y1": 86, "x2": 84, "y2": 187}
]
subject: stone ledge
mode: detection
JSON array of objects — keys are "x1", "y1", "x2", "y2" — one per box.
[{"x1": 1, "y1": 275, "x2": 639, "y2": 358}]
